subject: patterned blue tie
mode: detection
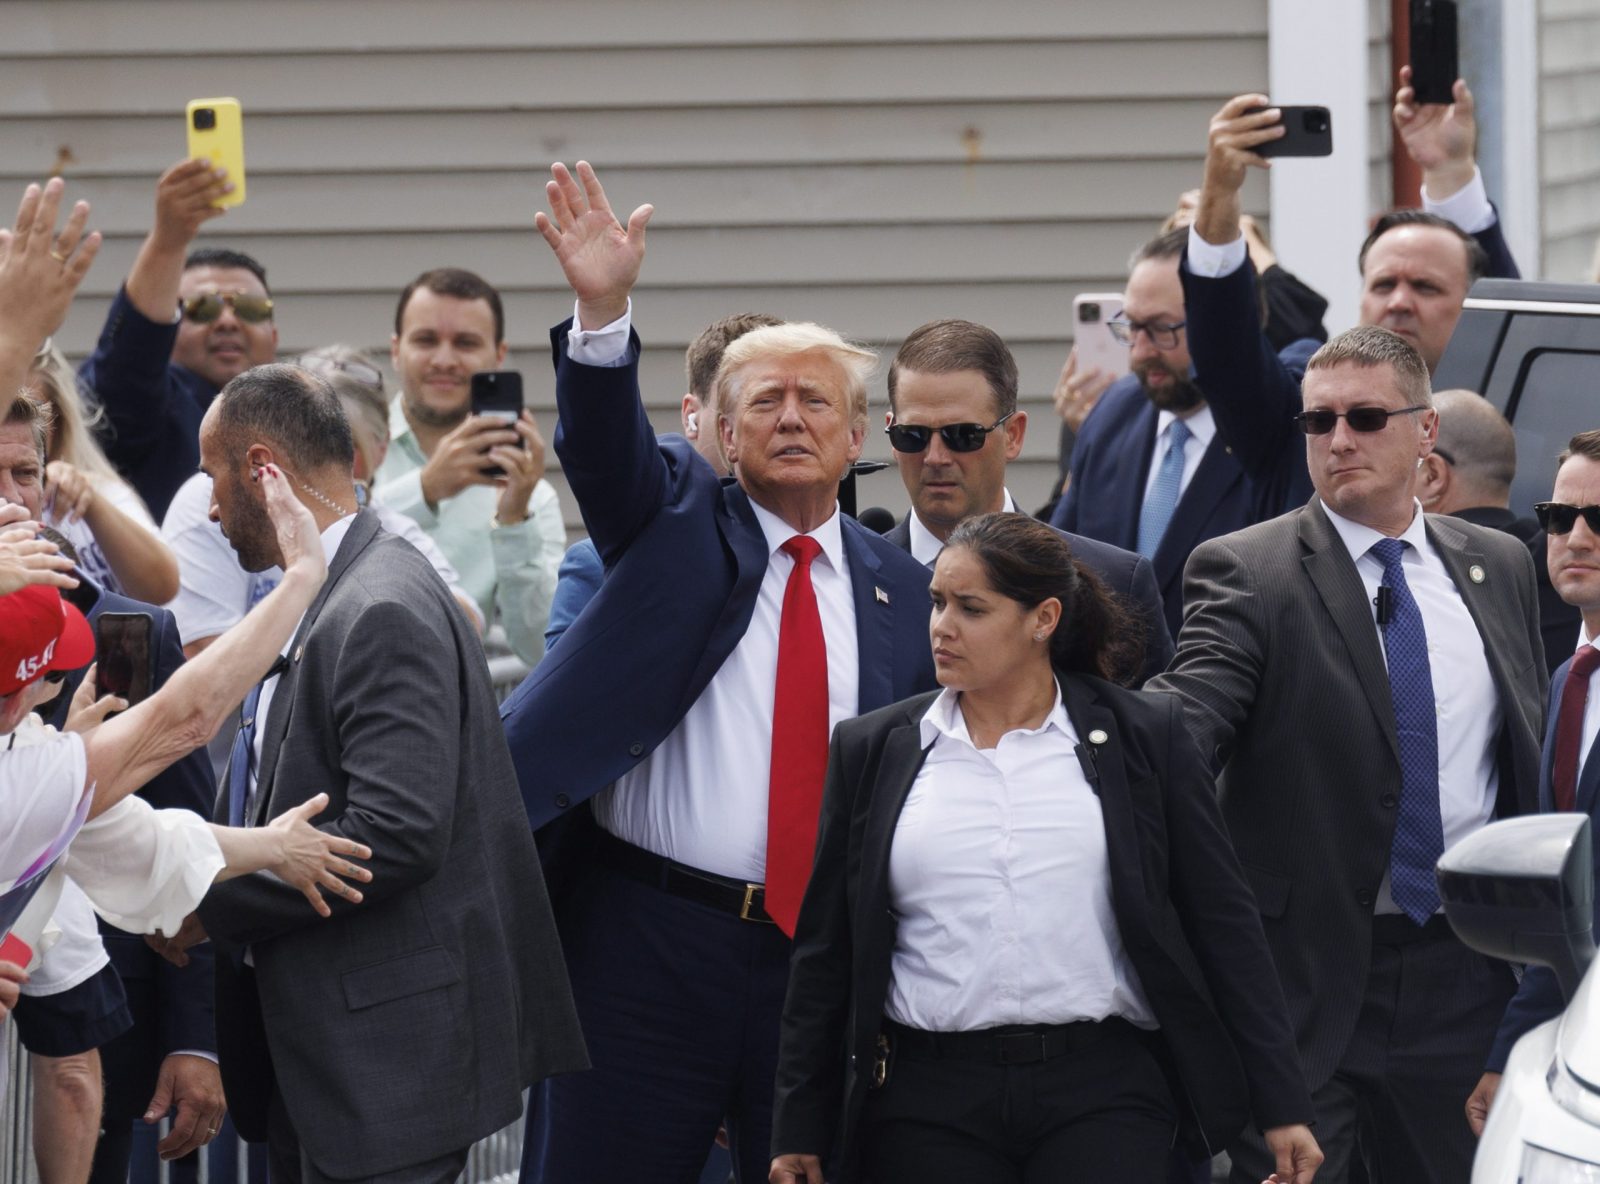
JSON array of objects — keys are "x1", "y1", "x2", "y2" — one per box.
[
  {"x1": 1370, "y1": 538, "x2": 1444, "y2": 924},
  {"x1": 226, "y1": 656, "x2": 288, "y2": 828},
  {"x1": 1137, "y1": 419, "x2": 1191, "y2": 558}
]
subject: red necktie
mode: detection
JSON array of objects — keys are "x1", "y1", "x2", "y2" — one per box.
[
  {"x1": 1552, "y1": 645, "x2": 1600, "y2": 812},
  {"x1": 764, "y1": 536, "x2": 829, "y2": 937}
]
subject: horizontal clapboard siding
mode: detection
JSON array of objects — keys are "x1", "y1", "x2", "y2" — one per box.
[{"x1": 1542, "y1": 0, "x2": 1600, "y2": 282}]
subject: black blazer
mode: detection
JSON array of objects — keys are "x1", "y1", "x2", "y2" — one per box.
[
  {"x1": 771, "y1": 678, "x2": 1314, "y2": 1180},
  {"x1": 883, "y1": 514, "x2": 1175, "y2": 685}
]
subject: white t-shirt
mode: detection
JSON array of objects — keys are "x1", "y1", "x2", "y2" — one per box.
[
  {"x1": 46, "y1": 474, "x2": 162, "y2": 598},
  {"x1": 161, "y1": 472, "x2": 479, "y2": 646}
]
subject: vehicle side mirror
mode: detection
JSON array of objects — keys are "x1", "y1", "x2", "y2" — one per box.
[{"x1": 1437, "y1": 814, "x2": 1596, "y2": 1003}]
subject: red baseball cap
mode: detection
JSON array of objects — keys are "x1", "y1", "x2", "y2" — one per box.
[{"x1": 0, "y1": 585, "x2": 95, "y2": 697}]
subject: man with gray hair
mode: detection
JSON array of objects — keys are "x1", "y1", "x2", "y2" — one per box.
[
  {"x1": 1419, "y1": 388, "x2": 1579, "y2": 673},
  {"x1": 1151, "y1": 326, "x2": 1546, "y2": 1182},
  {"x1": 500, "y1": 162, "x2": 935, "y2": 1184}
]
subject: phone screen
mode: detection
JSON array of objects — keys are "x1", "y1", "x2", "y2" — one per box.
[{"x1": 94, "y1": 612, "x2": 154, "y2": 705}]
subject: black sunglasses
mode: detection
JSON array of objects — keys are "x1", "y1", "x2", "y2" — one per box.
[
  {"x1": 1294, "y1": 405, "x2": 1430, "y2": 435},
  {"x1": 1535, "y1": 502, "x2": 1600, "y2": 536},
  {"x1": 887, "y1": 412, "x2": 1014, "y2": 454},
  {"x1": 181, "y1": 292, "x2": 275, "y2": 324}
]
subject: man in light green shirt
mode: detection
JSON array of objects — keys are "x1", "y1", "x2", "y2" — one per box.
[{"x1": 374, "y1": 268, "x2": 563, "y2": 664}]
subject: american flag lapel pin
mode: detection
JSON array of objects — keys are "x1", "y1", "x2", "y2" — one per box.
[{"x1": 875, "y1": 586, "x2": 890, "y2": 605}]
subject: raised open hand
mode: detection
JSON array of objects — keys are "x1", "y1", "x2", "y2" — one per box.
[
  {"x1": 267, "y1": 793, "x2": 373, "y2": 917},
  {"x1": 0, "y1": 179, "x2": 102, "y2": 358},
  {"x1": 534, "y1": 161, "x2": 653, "y2": 330}
]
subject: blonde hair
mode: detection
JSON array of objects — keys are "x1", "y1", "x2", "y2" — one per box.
[
  {"x1": 712, "y1": 322, "x2": 877, "y2": 430},
  {"x1": 299, "y1": 344, "x2": 388, "y2": 480},
  {"x1": 28, "y1": 344, "x2": 122, "y2": 484}
]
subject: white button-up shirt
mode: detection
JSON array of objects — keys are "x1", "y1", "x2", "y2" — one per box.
[{"x1": 883, "y1": 685, "x2": 1156, "y2": 1032}]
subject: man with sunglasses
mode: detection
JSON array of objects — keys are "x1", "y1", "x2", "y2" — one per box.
[
  {"x1": 882, "y1": 318, "x2": 1173, "y2": 684},
  {"x1": 1151, "y1": 325, "x2": 1545, "y2": 1183},
  {"x1": 80, "y1": 158, "x2": 278, "y2": 520},
  {"x1": 1469, "y1": 430, "x2": 1600, "y2": 1139}
]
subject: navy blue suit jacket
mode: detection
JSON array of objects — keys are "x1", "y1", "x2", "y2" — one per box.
[
  {"x1": 1486, "y1": 652, "x2": 1600, "y2": 1070},
  {"x1": 45, "y1": 584, "x2": 217, "y2": 1057},
  {"x1": 500, "y1": 323, "x2": 937, "y2": 842}
]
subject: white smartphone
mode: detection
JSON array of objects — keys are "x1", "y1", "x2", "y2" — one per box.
[{"x1": 1073, "y1": 292, "x2": 1130, "y2": 381}]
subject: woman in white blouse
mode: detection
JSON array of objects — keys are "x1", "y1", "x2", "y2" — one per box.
[{"x1": 770, "y1": 514, "x2": 1322, "y2": 1184}]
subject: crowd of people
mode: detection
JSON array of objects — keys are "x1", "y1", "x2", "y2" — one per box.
[{"x1": 0, "y1": 64, "x2": 1596, "y2": 1184}]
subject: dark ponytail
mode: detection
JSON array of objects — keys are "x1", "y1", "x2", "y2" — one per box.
[{"x1": 944, "y1": 513, "x2": 1144, "y2": 686}]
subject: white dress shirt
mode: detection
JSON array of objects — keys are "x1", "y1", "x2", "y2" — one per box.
[
  {"x1": 883, "y1": 685, "x2": 1156, "y2": 1032},
  {"x1": 567, "y1": 305, "x2": 861, "y2": 880},
  {"x1": 1141, "y1": 406, "x2": 1215, "y2": 504},
  {"x1": 908, "y1": 490, "x2": 1017, "y2": 567},
  {"x1": 1324, "y1": 503, "x2": 1504, "y2": 914}
]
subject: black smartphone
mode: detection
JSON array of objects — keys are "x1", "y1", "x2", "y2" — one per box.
[
  {"x1": 1410, "y1": 0, "x2": 1459, "y2": 106},
  {"x1": 1246, "y1": 106, "x2": 1334, "y2": 158},
  {"x1": 94, "y1": 611, "x2": 154, "y2": 705},
  {"x1": 469, "y1": 370, "x2": 524, "y2": 479}
]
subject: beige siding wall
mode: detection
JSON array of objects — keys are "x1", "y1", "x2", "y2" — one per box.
[
  {"x1": 1542, "y1": 0, "x2": 1600, "y2": 282},
  {"x1": 1369, "y1": 0, "x2": 1396, "y2": 218},
  {"x1": 8, "y1": 0, "x2": 1270, "y2": 528}
]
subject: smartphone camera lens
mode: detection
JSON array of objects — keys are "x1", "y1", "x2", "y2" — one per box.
[
  {"x1": 193, "y1": 107, "x2": 217, "y2": 131},
  {"x1": 1305, "y1": 110, "x2": 1329, "y2": 134},
  {"x1": 1079, "y1": 302, "x2": 1100, "y2": 323}
]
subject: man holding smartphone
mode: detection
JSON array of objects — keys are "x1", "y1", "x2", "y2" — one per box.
[
  {"x1": 80, "y1": 158, "x2": 277, "y2": 521},
  {"x1": 374, "y1": 268, "x2": 564, "y2": 665}
]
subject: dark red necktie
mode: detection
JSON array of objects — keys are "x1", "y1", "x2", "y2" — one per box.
[
  {"x1": 1552, "y1": 645, "x2": 1600, "y2": 812},
  {"x1": 765, "y1": 536, "x2": 829, "y2": 937}
]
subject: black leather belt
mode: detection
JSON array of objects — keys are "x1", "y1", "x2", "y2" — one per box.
[
  {"x1": 882, "y1": 1017, "x2": 1132, "y2": 1065},
  {"x1": 593, "y1": 827, "x2": 776, "y2": 925}
]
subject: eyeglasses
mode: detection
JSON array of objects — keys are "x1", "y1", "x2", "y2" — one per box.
[
  {"x1": 886, "y1": 412, "x2": 1014, "y2": 454},
  {"x1": 298, "y1": 353, "x2": 385, "y2": 392},
  {"x1": 180, "y1": 292, "x2": 275, "y2": 324},
  {"x1": 1293, "y1": 406, "x2": 1430, "y2": 435},
  {"x1": 1535, "y1": 502, "x2": 1600, "y2": 536},
  {"x1": 1106, "y1": 317, "x2": 1186, "y2": 349}
]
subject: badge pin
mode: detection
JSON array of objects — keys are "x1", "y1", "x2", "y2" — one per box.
[
  {"x1": 1468, "y1": 565, "x2": 1486, "y2": 585},
  {"x1": 1088, "y1": 729, "x2": 1109, "y2": 746},
  {"x1": 874, "y1": 586, "x2": 890, "y2": 605},
  {"x1": 293, "y1": 644, "x2": 304, "y2": 662}
]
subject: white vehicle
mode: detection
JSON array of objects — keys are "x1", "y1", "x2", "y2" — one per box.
[{"x1": 1437, "y1": 814, "x2": 1600, "y2": 1180}]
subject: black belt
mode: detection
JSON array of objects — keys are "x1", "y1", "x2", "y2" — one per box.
[
  {"x1": 882, "y1": 1017, "x2": 1132, "y2": 1065},
  {"x1": 593, "y1": 828, "x2": 776, "y2": 925},
  {"x1": 1371, "y1": 913, "x2": 1455, "y2": 946}
]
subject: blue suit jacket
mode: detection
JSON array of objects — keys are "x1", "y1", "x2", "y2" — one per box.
[
  {"x1": 45, "y1": 584, "x2": 217, "y2": 1057},
  {"x1": 543, "y1": 538, "x2": 603, "y2": 652},
  {"x1": 1486, "y1": 651, "x2": 1600, "y2": 1070},
  {"x1": 501, "y1": 323, "x2": 938, "y2": 841}
]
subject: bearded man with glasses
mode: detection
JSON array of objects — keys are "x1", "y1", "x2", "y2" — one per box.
[
  {"x1": 81, "y1": 158, "x2": 277, "y2": 520},
  {"x1": 1149, "y1": 324, "x2": 1546, "y2": 1183}
]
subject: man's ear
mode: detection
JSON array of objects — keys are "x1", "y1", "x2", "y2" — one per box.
[{"x1": 245, "y1": 443, "x2": 275, "y2": 486}]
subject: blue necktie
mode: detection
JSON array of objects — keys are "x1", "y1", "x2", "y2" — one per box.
[
  {"x1": 1137, "y1": 419, "x2": 1191, "y2": 558},
  {"x1": 226, "y1": 656, "x2": 289, "y2": 828},
  {"x1": 1370, "y1": 538, "x2": 1444, "y2": 924}
]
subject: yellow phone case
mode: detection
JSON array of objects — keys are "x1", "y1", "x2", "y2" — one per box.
[{"x1": 185, "y1": 97, "x2": 246, "y2": 208}]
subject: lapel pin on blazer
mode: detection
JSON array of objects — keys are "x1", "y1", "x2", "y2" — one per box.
[
  {"x1": 1468, "y1": 564, "x2": 1486, "y2": 585},
  {"x1": 293, "y1": 644, "x2": 305, "y2": 662},
  {"x1": 1075, "y1": 729, "x2": 1108, "y2": 792},
  {"x1": 874, "y1": 586, "x2": 890, "y2": 605}
]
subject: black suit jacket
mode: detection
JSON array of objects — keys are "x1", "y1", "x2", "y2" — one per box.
[
  {"x1": 46, "y1": 584, "x2": 216, "y2": 1058},
  {"x1": 772, "y1": 680, "x2": 1314, "y2": 1179},
  {"x1": 883, "y1": 513, "x2": 1174, "y2": 684},
  {"x1": 1449, "y1": 505, "x2": 1579, "y2": 678}
]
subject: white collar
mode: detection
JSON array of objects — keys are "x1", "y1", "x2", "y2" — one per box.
[
  {"x1": 918, "y1": 679, "x2": 1076, "y2": 751},
  {"x1": 747, "y1": 497, "x2": 846, "y2": 575},
  {"x1": 1322, "y1": 499, "x2": 1429, "y2": 565},
  {"x1": 1155, "y1": 404, "x2": 1216, "y2": 448},
  {"x1": 908, "y1": 490, "x2": 1017, "y2": 567}
]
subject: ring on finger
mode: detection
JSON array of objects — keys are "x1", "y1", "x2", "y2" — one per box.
[{"x1": 49, "y1": 248, "x2": 68, "y2": 263}]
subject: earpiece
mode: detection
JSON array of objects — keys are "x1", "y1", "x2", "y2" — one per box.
[{"x1": 686, "y1": 411, "x2": 700, "y2": 437}]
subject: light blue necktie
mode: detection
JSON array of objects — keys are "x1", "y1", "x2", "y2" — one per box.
[
  {"x1": 1137, "y1": 419, "x2": 1191, "y2": 558},
  {"x1": 226, "y1": 656, "x2": 288, "y2": 828},
  {"x1": 1370, "y1": 538, "x2": 1445, "y2": 924}
]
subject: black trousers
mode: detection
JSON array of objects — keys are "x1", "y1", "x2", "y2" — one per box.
[
  {"x1": 266, "y1": 1086, "x2": 467, "y2": 1184},
  {"x1": 1229, "y1": 917, "x2": 1515, "y2": 1184},
  {"x1": 860, "y1": 1018, "x2": 1178, "y2": 1184}
]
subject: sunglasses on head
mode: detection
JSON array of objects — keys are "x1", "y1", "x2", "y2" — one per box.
[
  {"x1": 1293, "y1": 405, "x2": 1429, "y2": 435},
  {"x1": 1535, "y1": 502, "x2": 1600, "y2": 536},
  {"x1": 181, "y1": 292, "x2": 275, "y2": 324},
  {"x1": 887, "y1": 412, "x2": 1014, "y2": 454},
  {"x1": 298, "y1": 354, "x2": 384, "y2": 392}
]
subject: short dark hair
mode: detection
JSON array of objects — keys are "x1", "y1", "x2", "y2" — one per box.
[
  {"x1": 1130, "y1": 226, "x2": 1190, "y2": 271},
  {"x1": 944, "y1": 512, "x2": 1144, "y2": 686},
  {"x1": 1558, "y1": 429, "x2": 1600, "y2": 470},
  {"x1": 394, "y1": 268, "x2": 505, "y2": 344},
  {"x1": 686, "y1": 314, "x2": 782, "y2": 400},
  {"x1": 887, "y1": 319, "x2": 1019, "y2": 419},
  {"x1": 6, "y1": 394, "x2": 51, "y2": 465},
  {"x1": 214, "y1": 364, "x2": 354, "y2": 473},
  {"x1": 1305, "y1": 325, "x2": 1432, "y2": 408},
  {"x1": 1358, "y1": 210, "x2": 1489, "y2": 285},
  {"x1": 184, "y1": 247, "x2": 270, "y2": 294}
]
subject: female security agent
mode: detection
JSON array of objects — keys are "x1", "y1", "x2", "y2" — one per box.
[{"x1": 769, "y1": 513, "x2": 1323, "y2": 1184}]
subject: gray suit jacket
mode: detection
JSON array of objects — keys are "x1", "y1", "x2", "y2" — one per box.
[
  {"x1": 1149, "y1": 499, "x2": 1546, "y2": 1091},
  {"x1": 198, "y1": 511, "x2": 587, "y2": 1176}
]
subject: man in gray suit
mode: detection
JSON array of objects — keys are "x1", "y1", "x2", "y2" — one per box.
[
  {"x1": 1151, "y1": 326, "x2": 1544, "y2": 1183},
  {"x1": 156, "y1": 365, "x2": 587, "y2": 1184}
]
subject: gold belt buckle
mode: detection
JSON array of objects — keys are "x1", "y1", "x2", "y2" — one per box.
[
  {"x1": 740, "y1": 883, "x2": 773, "y2": 923},
  {"x1": 872, "y1": 1034, "x2": 891, "y2": 1089}
]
